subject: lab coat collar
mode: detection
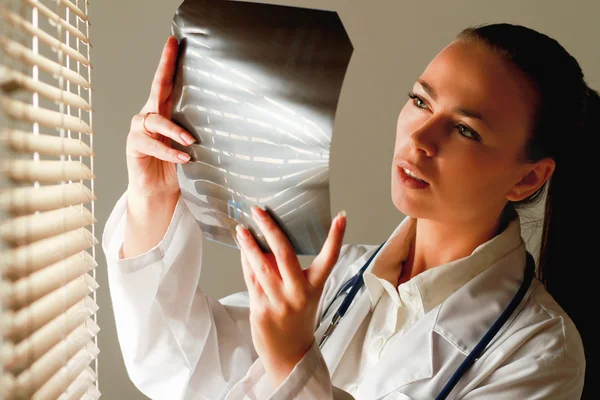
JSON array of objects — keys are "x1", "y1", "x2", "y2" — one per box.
[
  {"x1": 363, "y1": 225, "x2": 526, "y2": 399},
  {"x1": 362, "y1": 214, "x2": 523, "y2": 313},
  {"x1": 364, "y1": 216, "x2": 416, "y2": 288},
  {"x1": 316, "y1": 215, "x2": 526, "y2": 398},
  {"x1": 345, "y1": 216, "x2": 526, "y2": 399},
  {"x1": 361, "y1": 216, "x2": 415, "y2": 310}
]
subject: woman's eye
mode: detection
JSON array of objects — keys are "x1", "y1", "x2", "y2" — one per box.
[
  {"x1": 457, "y1": 124, "x2": 481, "y2": 142},
  {"x1": 407, "y1": 92, "x2": 482, "y2": 142},
  {"x1": 408, "y1": 92, "x2": 428, "y2": 109}
]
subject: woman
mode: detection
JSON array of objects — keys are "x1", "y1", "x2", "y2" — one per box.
[{"x1": 103, "y1": 23, "x2": 596, "y2": 399}]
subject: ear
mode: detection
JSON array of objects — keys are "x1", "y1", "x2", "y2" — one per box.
[{"x1": 506, "y1": 158, "x2": 555, "y2": 202}]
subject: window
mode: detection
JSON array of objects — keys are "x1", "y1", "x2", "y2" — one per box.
[{"x1": 1, "y1": 0, "x2": 99, "y2": 398}]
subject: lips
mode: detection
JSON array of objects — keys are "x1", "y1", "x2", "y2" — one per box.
[{"x1": 397, "y1": 160, "x2": 429, "y2": 184}]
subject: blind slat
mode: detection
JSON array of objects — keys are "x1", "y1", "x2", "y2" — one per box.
[
  {"x1": 80, "y1": 385, "x2": 101, "y2": 400},
  {"x1": 0, "y1": 204, "x2": 95, "y2": 246},
  {"x1": 9, "y1": 320, "x2": 98, "y2": 382},
  {"x1": 0, "y1": 36, "x2": 90, "y2": 88},
  {"x1": 1, "y1": 228, "x2": 97, "y2": 282},
  {"x1": 1, "y1": 159, "x2": 95, "y2": 184},
  {"x1": 3, "y1": 318, "x2": 98, "y2": 373},
  {"x1": 33, "y1": 342, "x2": 99, "y2": 400},
  {"x1": 3, "y1": 248, "x2": 95, "y2": 281},
  {"x1": 3, "y1": 274, "x2": 98, "y2": 340},
  {"x1": 2, "y1": 299, "x2": 98, "y2": 367},
  {"x1": 57, "y1": 368, "x2": 97, "y2": 400},
  {"x1": 0, "y1": 66, "x2": 92, "y2": 111},
  {"x1": 0, "y1": 129, "x2": 94, "y2": 157},
  {"x1": 59, "y1": 0, "x2": 89, "y2": 23},
  {"x1": 0, "y1": 183, "x2": 95, "y2": 215},
  {"x1": 10, "y1": 342, "x2": 99, "y2": 399},
  {"x1": 0, "y1": 96, "x2": 93, "y2": 133},
  {"x1": 24, "y1": 0, "x2": 90, "y2": 45},
  {"x1": 3, "y1": 249, "x2": 96, "y2": 308},
  {"x1": 2, "y1": 373, "x2": 15, "y2": 399},
  {"x1": 0, "y1": 8, "x2": 90, "y2": 66}
]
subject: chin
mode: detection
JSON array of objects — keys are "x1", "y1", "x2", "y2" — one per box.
[
  {"x1": 391, "y1": 188, "x2": 418, "y2": 217},
  {"x1": 391, "y1": 182, "x2": 430, "y2": 219}
]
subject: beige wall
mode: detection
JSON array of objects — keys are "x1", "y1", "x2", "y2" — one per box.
[{"x1": 90, "y1": 1, "x2": 599, "y2": 398}]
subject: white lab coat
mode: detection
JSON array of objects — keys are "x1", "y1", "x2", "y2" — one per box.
[{"x1": 102, "y1": 192, "x2": 585, "y2": 399}]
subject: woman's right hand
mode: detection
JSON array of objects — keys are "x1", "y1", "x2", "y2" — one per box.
[
  {"x1": 121, "y1": 36, "x2": 198, "y2": 259},
  {"x1": 125, "y1": 35, "x2": 197, "y2": 200}
]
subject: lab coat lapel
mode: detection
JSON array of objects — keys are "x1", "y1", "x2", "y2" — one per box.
[
  {"x1": 356, "y1": 307, "x2": 436, "y2": 399},
  {"x1": 433, "y1": 244, "x2": 527, "y2": 355},
  {"x1": 315, "y1": 287, "x2": 372, "y2": 375}
]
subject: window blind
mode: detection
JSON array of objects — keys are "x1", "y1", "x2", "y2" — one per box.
[{"x1": 0, "y1": 0, "x2": 99, "y2": 399}]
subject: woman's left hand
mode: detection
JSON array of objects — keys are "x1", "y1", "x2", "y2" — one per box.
[{"x1": 236, "y1": 206, "x2": 347, "y2": 389}]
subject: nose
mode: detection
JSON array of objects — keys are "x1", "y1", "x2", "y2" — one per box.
[{"x1": 408, "y1": 116, "x2": 441, "y2": 157}]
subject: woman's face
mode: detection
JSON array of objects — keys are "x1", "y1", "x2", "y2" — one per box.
[{"x1": 392, "y1": 39, "x2": 540, "y2": 225}]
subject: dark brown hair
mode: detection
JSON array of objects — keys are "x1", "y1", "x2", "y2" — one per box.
[{"x1": 457, "y1": 23, "x2": 599, "y2": 398}]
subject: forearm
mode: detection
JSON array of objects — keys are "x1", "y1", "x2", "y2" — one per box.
[{"x1": 122, "y1": 188, "x2": 180, "y2": 259}]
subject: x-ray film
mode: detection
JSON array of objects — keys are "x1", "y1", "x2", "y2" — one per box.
[{"x1": 170, "y1": 0, "x2": 353, "y2": 255}]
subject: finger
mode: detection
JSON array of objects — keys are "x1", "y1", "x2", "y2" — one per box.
[
  {"x1": 240, "y1": 251, "x2": 265, "y2": 305},
  {"x1": 149, "y1": 36, "x2": 179, "y2": 112},
  {"x1": 250, "y1": 206, "x2": 304, "y2": 287},
  {"x1": 306, "y1": 211, "x2": 347, "y2": 289},
  {"x1": 140, "y1": 113, "x2": 197, "y2": 147},
  {"x1": 129, "y1": 131, "x2": 191, "y2": 164},
  {"x1": 236, "y1": 224, "x2": 282, "y2": 304}
]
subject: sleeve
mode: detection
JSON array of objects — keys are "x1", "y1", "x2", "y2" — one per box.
[
  {"x1": 225, "y1": 340, "x2": 355, "y2": 400},
  {"x1": 102, "y1": 191, "x2": 257, "y2": 400}
]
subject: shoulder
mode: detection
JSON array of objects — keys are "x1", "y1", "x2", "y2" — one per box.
[
  {"x1": 465, "y1": 280, "x2": 585, "y2": 397},
  {"x1": 497, "y1": 279, "x2": 586, "y2": 377},
  {"x1": 523, "y1": 280, "x2": 585, "y2": 365}
]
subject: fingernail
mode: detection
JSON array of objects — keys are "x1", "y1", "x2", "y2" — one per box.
[
  {"x1": 178, "y1": 153, "x2": 191, "y2": 162},
  {"x1": 251, "y1": 206, "x2": 264, "y2": 220},
  {"x1": 181, "y1": 133, "x2": 196, "y2": 145},
  {"x1": 235, "y1": 224, "x2": 247, "y2": 240},
  {"x1": 337, "y1": 210, "x2": 347, "y2": 230}
]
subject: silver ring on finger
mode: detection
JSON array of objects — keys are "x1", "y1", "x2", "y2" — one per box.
[{"x1": 142, "y1": 111, "x2": 157, "y2": 133}]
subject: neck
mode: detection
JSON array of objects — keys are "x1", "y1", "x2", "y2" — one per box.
[{"x1": 397, "y1": 212, "x2": 504, "y2": 286}]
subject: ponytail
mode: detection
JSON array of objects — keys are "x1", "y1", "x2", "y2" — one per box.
[
  {"x1": 540, "y1": 87, "x2": 599, "y2": 296},
  {"x1": 458, "y1": 24, "x2": 598, "y2": 398},
  {"x1": 539, "y1": 86, "x2": 599, "y2": 400}
]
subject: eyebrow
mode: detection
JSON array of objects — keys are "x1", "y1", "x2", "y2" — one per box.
[{"x1": 417, "y1": 79, "x2": 485, "y2": 122}]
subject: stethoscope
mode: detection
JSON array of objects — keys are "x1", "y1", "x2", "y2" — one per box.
[{"x1": 316, "y1": 242, "x2": 535, "y2": 400}]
